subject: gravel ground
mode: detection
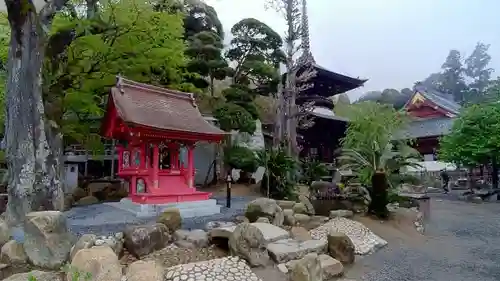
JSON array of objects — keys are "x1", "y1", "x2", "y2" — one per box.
[
  {"x1": 346, "y1": 197, "x2": 500, "y2": 281},
  {"x1": 65, "y1": 196, "x2": 256, "y2": 236}
]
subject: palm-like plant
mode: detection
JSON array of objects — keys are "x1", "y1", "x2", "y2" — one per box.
[{"x1": 336, "y1": 141, "x2": 422, "y2": 218}]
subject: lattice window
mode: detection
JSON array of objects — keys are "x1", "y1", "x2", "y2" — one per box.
[{"x1": 123, "y1": 151, "x2": 130, "y2": 168}]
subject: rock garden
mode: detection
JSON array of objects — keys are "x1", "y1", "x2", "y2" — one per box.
[{"x1": 0, "y1": 192, "x2": 425, "y2": 281}]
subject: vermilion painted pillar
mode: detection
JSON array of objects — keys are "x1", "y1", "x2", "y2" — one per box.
[
  {"x1": 187, "y1": 144, "x2": 194, "y2": 188},
  {"x1": 170, "y1": 143, "x2": 177, "y2": 170},
  {"x1": 140, "y1": 143, "x2": 146, "y2": 169},
  {"x1": 152, "y1": 143, "x2": 159, "y2": 189}
]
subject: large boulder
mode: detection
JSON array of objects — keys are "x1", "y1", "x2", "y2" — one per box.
[
  {"x1": 228, "y1": 223, "x2": 270, "y2": 267},
  {"x1": 279, "y1": 254, "x2": 343, "y2": 279},
  {"x1": 298, "y1": 195, "x2": 315, "y2": 215},
  {"x1": 204, "y1": 221, "x2": 235, "y2": 232},
  {"x1": 126, "y1": 260, "x2": 164, "y2": 281},
  {"x1": 4, "y1": 270, "x2": 63, "y2": 281},
  {"x1": 0, "y1": 218, "x2": 9, "y2": 247},
  {"x1": 329, "y1": 210, "x2": 354, "y2": 218},
  {"x1": 327, "y1": 231, "x2": 355, "y2": 265},
  {"x1": 245, "y1": 198, "x2": 284, "y2": 226},
  {"x1": 173, "y1": 229, "x2": 209, "y2": 248},
  {"x1": 0, "y1": 237, "x2": 28, "y2": 264},
  {"x1": 290, "y1": 253, "x2": 323, "y2": 281},
  {"x1": 290, "y1": 226, "x2": 312, "y2": 241},
  {"x1": 310, "y1": 217, "x2": 387, "y2": 255},
  {"x1": 75, "y1": 195, "x2": 99, "y2": 206},
  {"x1": 94, "y1": 232, "x2": 124, "y2": 256},
  {"x1": 293, "y1": 203, "x2": 307, "y2": 214},
  {"x1": 70, "y1": 234, "x2": 97, "y2": 261},
  {"x1": 157, "y1": 208, "x2": 182, "y2": 233},
  {"x1": 318, "y1": 254, "x2": 344, "y2": 279},
  {"x1": 0, "y1": 240, "x2": 27, "y2": 264},
  {"x1": 276, "y1": 200, "x2": 295, "y2": 210},
  {"x1": 211, "y1": 222, "x2": 289, "y2": 243},
  {"x1": 23, "y1": 211, "x2": 75, "y2": 269},
  {"x1": 294, "y1": 214, "x2": 311, "y2": 225},
  {"x1": 70, "y1": 246, "x2": 122, "y2": 281},
  {"x1": 267, "y1": 239, "x2": 327, "y2": 263},
  {"x1": 124, "y1": 223, "x2": 170, "y2": 258},
  {"x1": 283, "y1": 209, "x2": 296, "y2": 226},
  {"x1": 71, "y1": 187, "x2": 87, "y2": 202}
]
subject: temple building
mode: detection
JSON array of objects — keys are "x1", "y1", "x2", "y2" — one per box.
[
  {"x1": 392, "y1": 83, "x2": 461, "y2": 161},
  {"x1": 100, "y1": 77, "x2": 226, "y2": 217},
  {"x1": 262, "y1": 0, "x2": 367, "y2": 164}
]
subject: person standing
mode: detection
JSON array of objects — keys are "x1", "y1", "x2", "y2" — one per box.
[{"x1": 440, "y1": 169, "x2": 450, "y2": 193}]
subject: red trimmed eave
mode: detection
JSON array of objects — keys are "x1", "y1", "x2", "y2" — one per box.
[
  {"x1": 101, "y1": 94, "x2": 118, "y2": 139},
  {"x1": 127, "y1": 123, "x2": 227, "y2": 143},
  {"x1": 405, "y1": 98, "x2": 451, "y2": 118}
]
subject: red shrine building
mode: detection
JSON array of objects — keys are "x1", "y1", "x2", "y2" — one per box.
[
  {"x1": 394, "y1": 83, "x2": 461, "y2": 160},
  {"x1": 101, "y1": 77, "x2": 226, "y2": 208}
]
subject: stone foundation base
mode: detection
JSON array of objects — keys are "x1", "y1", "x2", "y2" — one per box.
[{"x1": 106, "y1": 198, "x2": 221, "y2": 218}]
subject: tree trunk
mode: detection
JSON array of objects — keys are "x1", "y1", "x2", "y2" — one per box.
[
  {"x1": 4, "y1": 3, "x2": 63, "y2": 227},
  {"x1": 273, "y1": 79, "x2": 284, "y2": 148},
  {"x1": 368, "y1": 171, "x2": 389, "y2": 219},
  {"x1": 209, "y1": 75, "x2": 215, "y2": 97},
  {"x1": 492, "y1": 157, "x2": 498, "y2": 190},
  {"x1": 283, "y1": 0, "x2": 296, "y2": 157}
]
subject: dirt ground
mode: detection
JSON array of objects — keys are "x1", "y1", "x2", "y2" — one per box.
[
  {"x1": 204, "y1": 183, "x2": 263, "y2": 197},
  {"x1": 204, "y1": 182, "x2": 310, "y2": 198}
]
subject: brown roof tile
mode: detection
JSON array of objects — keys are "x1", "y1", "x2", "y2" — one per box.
[{"x1": 110, "y1": 78, "x2": 226, "y2": 137}]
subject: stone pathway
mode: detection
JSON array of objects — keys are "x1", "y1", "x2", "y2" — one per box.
[
  {"x1": 345, "y1": 197, "x2": 500, "y2": 281},
  {"x1": 310, "y1": 217, "x2": 388, "y2": 255},
  {"x1": 164, "y1": 256, "x2": 261, "y2": 281}
]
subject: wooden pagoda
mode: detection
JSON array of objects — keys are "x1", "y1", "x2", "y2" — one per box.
[{"x1": 101, "y1": 77, "x2": 226, "y2": 204}]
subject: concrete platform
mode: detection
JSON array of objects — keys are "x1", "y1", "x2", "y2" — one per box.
[{"x1": 105, "y1": 198, "x2": 222, "y2": 218}]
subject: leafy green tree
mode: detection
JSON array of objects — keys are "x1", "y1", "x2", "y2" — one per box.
[
  {"x1": 213, "y1": 18, "x2": 284, "y2": 135},
  {"x1": 439, "y1": 50, "x2": 469, "y2": 103},
  {"x1": 45, "y1": 0, "x2": 192, "y2": 145},
  {"x1": 464, "y1": 42, "x2": 494, "y2": 103},
  {"x1": 226, "y1": 18, "x2": 284, "y2": 88},
  {"x1": 337, "y1": 141, "x2": 421, "y2": 218},
  {"x1": 181, "y1": 0, "x2": 224, "y2": 40},
  {"x1": 439, "y1": 93, "x2": 500, "y2": 189},
  {"x1": 213, "y1": 103, "x2": 256, "y2": 134},
  {"x1": 336, "y1": 101, "x2": 409, "y2": 151},
  {"x1": 336, "y1": 101, "x2": 419, "y2": 218},
  {"x1": 185, "y1": 31, "x2": 230, "y2": 96},
  {"x1": 0, "y1": 13, "x2": 8, "y2": 133},
  {"x1": 257, "y1": 147, "x2": 298, "y2": 200},
  {"x1": 2, "y1": 0, "x2": 192, "y2": 224}
]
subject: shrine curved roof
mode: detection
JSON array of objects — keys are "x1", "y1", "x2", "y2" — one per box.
[{"x1": 107, "y1": 78, "x2": 226, "y2": 139}]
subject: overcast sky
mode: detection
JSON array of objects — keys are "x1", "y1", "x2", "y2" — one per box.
[{"x1": 205, "y1": 0, "x2": 499, "y2": 99}]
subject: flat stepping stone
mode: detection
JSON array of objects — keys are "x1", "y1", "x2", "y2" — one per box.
[
  {"x1": 210, "y1": 222, "x2": 289, "y2": 243},
  {"x1": 278, "y1": 254, "x2": 344, "y2": 279},
  {"x1": 309, "y1": 217, "x2": 387, "y2": 255},
  {"x1": 164, "y1": 256, "x2": 262, "y2": 281},
  {"x1": 267, "y1": 239, "x2": 327, "y2": 263}
]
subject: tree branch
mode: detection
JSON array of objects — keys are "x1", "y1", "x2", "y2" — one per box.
[{"x1": 39, "y1": 0, "x2": 71, "y2": 29}]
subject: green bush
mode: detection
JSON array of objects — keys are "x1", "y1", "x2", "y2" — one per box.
[
  {"x1": 300, "y1": 159, "x2": 329, "y2": 186},
  {"x1": 224, "y1": 145, "x2": 258, "y2": 173},
  {"x1": 258, "y1": 147, "x2": 298, "y2": 200}
]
